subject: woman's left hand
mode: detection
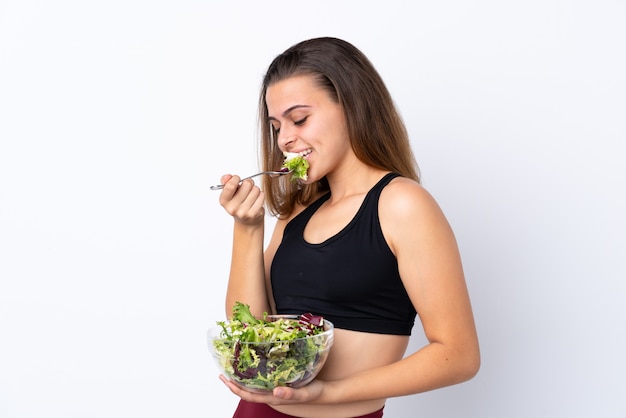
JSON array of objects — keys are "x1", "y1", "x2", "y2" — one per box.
[{"x1": 219, "y1": 374, "x2": 325, "y2": 405}]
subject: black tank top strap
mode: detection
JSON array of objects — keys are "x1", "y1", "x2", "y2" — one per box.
[
  {"x1": 367, "y1": 172, "x2": 400, "y2": 199},
  {"x1": 282, "y1": 191, "x2": 330, "y2": 236},
  {"x1": 284, "y1": 172, "x2": 399, "y2": 236}
]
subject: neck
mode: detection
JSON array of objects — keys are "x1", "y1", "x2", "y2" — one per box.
[{"x1": 326, "y1": 164, "x2": 388, "y2": 202}]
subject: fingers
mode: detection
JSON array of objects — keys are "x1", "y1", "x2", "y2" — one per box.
[
  {"x1": 220, "y1": 174, "x2": 234, "y2": 185},
  {"x1": 218, "y1": 375, "x2": 296, "y2": 405},
  {"x1": 219, "y1": 375, "x2": 275, "y2": 403},
  {"x1": 218, "y1": 374, "x2": 324, "y2": 405},
  {"x1": 217, "y1": 176, "x2": 265, "y2": 224},
  {"x1": 272, "y1": 383, "x2": 321, "y2": 402}
]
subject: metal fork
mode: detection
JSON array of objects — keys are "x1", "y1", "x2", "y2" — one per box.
[{"x1": 209, "y1": 169, "x2": 293, "y2": 190}]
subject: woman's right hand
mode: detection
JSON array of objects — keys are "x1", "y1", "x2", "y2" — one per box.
[{"x1": 217, "y1": 174, "x2": 266, "y2": 226}]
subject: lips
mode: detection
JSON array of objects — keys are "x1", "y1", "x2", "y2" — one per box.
[{"x1": 283, "y1": 149, "x2": 312, "y2": 161}]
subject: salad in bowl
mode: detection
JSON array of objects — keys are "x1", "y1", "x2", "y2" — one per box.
[{"x1": 208, "y1": 302, "x2": 334, "y2": 392}]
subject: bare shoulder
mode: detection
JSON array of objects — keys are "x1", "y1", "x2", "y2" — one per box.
[
  {"x1": 379, "y1": 177, "x2": 443, "y2": 219},
  {"x1": 379, "y1": 177, "x2": 454, "y2": 254}
]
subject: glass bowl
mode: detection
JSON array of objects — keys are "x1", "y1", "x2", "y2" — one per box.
[{"x1": 207, "y1": 315, "x2": 334, "y2": 393}]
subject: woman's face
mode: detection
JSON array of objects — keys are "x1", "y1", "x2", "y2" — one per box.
[{"x1": 266, "y1": 74, "x2": 351, "y2": 184}]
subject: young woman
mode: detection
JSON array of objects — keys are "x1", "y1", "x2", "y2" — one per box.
[{"x1": 215, "y1": 37, "x2": 480, "y2": 418}]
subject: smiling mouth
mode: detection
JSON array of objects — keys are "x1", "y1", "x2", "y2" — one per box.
[{"x1": 283, "y1": 149, "x2": 312, "y2": 161}]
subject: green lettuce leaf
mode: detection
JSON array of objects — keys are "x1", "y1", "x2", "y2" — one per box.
[{"x1": 282, "y1": 153, "x2": 309, "y2": 181}]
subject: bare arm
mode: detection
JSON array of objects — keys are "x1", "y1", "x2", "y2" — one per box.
[
  {"x1": 218, "y1": 175, "x2": 270, "y2": 318},
  {"x1": 324, "y1": 179, "x2": 480, "y2": 401},
  {"x1": 320, "y1": 179, "x2": 480, "y2": 402},
  {"x1": 262, "y1": 216, "x2": 290, "y2": 316}
]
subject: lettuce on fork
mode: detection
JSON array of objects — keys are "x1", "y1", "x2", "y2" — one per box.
[{"x1": 282, "y1": 152, "x2": 309, "y2": 181}]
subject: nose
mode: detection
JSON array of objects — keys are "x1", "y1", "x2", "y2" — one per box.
[{"x1": 277, "y1": 129, "x2": 297, "y2": 150}]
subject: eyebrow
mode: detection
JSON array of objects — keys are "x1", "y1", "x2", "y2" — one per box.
[{"x1": 268, "y1": 104, "x2": 311, "y2": 121}]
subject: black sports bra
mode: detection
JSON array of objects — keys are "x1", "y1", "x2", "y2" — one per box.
[{"x1": 270, "y1": 173, "x2": 416, "y2": 335}]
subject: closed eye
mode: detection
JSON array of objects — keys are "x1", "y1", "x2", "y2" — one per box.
[{"x1": 294, "y1": 116, "x2": 308, "y2": 126}]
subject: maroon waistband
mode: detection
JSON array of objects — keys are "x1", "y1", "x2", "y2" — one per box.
[{"x1": 233, "y1": 400, "x2": 384, "y2": 418}]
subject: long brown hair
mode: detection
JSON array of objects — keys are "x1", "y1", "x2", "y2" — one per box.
[{"x1": 260, "y1": 37, "x2": 420, "y2": 217}]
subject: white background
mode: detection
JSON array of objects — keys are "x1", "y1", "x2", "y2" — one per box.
[{"x1": 1, "y1": 1, "x2": 625, "y2": 417}]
